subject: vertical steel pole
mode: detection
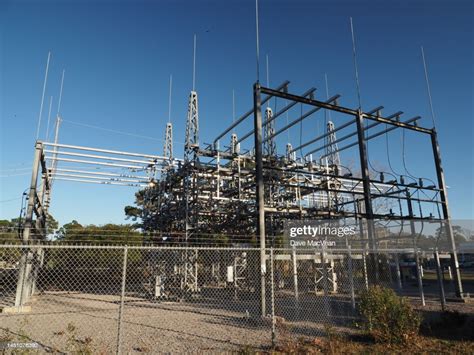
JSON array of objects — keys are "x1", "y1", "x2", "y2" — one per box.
[
  {"x1": 291, "y1": 247, "x2": 299, "y2": 300},
  {"x1": 116, "y1": 246, "x2": 128, "y2": 355},
  {"x1": 415, "y1": 250, "x2": 425, "y2": 306},
  {"x1": 15, "y1": 247, "x2": 28, "y2": 308},
  {"x1": 394, "y1": 252, "x2": 403, "y2": 290},
  {"x1": 23, "y1": 142, "x2": 43, "y2": 242},
  {"x1": 406, "y1": 191, "x2": 425, "y2": 305},
  {"x1": 430, "y1": 130, "x2": 463, "y2": 297},
  {"x1": 355, "y1": 112, "x2": 378, "y2": 281},
  {"x1": 253, "y1": 82, "x2": 266, "y2": 316},
  {"x1": 321, "y1": 251, "x2": 330, "y2": 317},
  {"x1": 15, "y1": 142, "x2": 43, "y2": 307},
  {"x1": 347, "y1": 246, "x2": 356, "y2": 310},
  {"x1": 194, "y1": 249, "x2": 198, "y2": 291},
  {"x1": 357, "y1": 210, "x2": 369, "y2": 290},
  {"x1": 270, "y1": 248, "x2": 276, "y2": 347},
  {"x1": 44, "y1": 116, "x2": 62, "y2": 211},
  {"x1": 387, "y1": 257, "x2": 393, "y2": 285},
  {"x1": 434, "y1": 249, "x2": 446, "y2": 310}
]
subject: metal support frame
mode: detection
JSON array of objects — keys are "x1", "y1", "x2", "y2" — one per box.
[
  {"x1": 263, "y1": 107, "x2": 276, "y2": 157},
  {"x1": 15, "y1": 142, "x2": 50, "y2": 307},
  {"x1": 185, "y1": 91, "x2": 199, "y2": 155},
  {"x1": 21, "y1": 77, "x2": 464, "y2": 313},
  {"x1": 430, "y1": 130, "x2": 463, "y2": 297},
  {"x1": 406, "y1": 191, "x2": 425, "y2": 305},
  {"x1": 434, "y1": 249, "x2": 446, "y2": 310},
  {"x1": 253, "y1": 83, "x2": 266, "y2": 316}
]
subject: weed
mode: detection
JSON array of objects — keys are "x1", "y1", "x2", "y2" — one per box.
[
  {"x1": 63, "y1": 322, "x2": 93, "y2": 354},
  {"x1": 358, "y1": 286, "x2": 421, "y2": 344}
]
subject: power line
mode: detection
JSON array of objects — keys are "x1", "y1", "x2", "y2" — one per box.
[
  {"x1": 0, "y1": 173, "x2": 31, "y2": 178},
  {"x1": 61, "y1": 119, "x2": 185, "y2": 145},
  {"x1": 0, "y1": 167, "x2": 31, "y2": 172},
  {"x1": 421, "y1": 46, "x2": 437, "y2": 128},
  {"x1": 0, "y1": 197, "x2": 22, "y2": 203},
  {"x1": 350, "y1": 17, "x2": 362, "y2": 110},
  {"x1": 57, "y1": 69, "x2": 65, "y2": 116}
]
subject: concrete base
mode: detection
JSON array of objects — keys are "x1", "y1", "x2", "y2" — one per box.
[{"x1": 0, "y1": 305, "x2": 32, "y2": 314}]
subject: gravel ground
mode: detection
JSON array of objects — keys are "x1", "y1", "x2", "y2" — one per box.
[
  {"x1": 1, "y1": 286, "x2": 472, "y2": 354},
  {"x1": 0, "y1": 291, "x2": 274, "y2": 353}
]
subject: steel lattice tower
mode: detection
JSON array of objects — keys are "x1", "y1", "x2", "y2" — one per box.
[
  {"x1": 163, "y1": 122, "x2": 173, "y2": 160},
  {"x1": 230, "y1": 133, "x2": 240, "y2": 155},
  {"x1": 185, "y1": 91, "x2": 199, "y2": 161},
  {"x1": 263, "y1": 107, "x2": 276, "y2": 157},
  {"x1": 325, "y1": 121, "x2": 341, "y2": 169},
  {"x1": 286, "y1": 143, "x2": 295, "y2": 161}
]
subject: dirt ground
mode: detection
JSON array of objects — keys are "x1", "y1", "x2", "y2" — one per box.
[
  {"x1": 1, "y1": 291, "x2": 273, "y2": 353},
  {"x1": 1, "y1": 286, "x2": 473, "y2": 354}
]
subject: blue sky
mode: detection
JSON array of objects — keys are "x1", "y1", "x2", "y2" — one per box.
[{"x1": 1, "y1": 0, "x2": 473, "y2": 226}]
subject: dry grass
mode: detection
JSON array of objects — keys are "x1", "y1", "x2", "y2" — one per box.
[
  {"x1": 270, "y1": 334, "x2": 474, "y2": 354},
  {"x1": 254, "y1": 307, "x2": 474, "y2": 354}
]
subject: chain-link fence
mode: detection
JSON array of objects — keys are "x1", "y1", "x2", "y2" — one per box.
[{"x1": 0, "y1": 244, "x2": 458, "y2": 353}]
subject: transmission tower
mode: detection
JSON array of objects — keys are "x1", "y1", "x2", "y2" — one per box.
[
  {"x1": 325, "y1": 121, "x2": 341, "y2": 170},
  {"x1": 185, "y1": 91, "x2": 199, "y2": 161},
  {"x1": 263, "y1": 107, "x2": 276, "y2": 157},
  {"x1": 182, "y1": 89, "x2": 200, "y2": 295},
  {"x1": 324, "y1": 120, "x2": 341, "y2": 211},
  {"x1": 286, "y1": 143, "x2": 295, "y2": 161},
  {"x1": 163, "y1": 122, "x2": 173, "y2": 160},
  {"x1": 230, "y1": 133, "x2": 240, "y2": 155}
]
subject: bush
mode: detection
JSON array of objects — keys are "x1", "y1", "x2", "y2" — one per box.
[{"x1": 358, "y1": 286, "x2": 421, "y2": 344}]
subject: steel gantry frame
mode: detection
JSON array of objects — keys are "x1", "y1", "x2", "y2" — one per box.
[
  {"x1": 17, "y1": 78, "x2": 464, "y2": 310},
  {"x1": 142, "y1": 80, "x2": 463, "y2": 312},
  {"x1": 252, "y1": 82, "x2": 462, "y2": 299},
  {"x1": 13, "y1": 140, "x2": 182, "y2": 307}
]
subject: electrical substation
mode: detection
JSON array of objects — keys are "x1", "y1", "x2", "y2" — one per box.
[
  {"x1": 13, "y1": 67, "x2": 465, "y2": 311},
  {"x1": 2, "y1": 2, "x2": 473, "y2": 352},
  {"x1": 3, "y1": 8, "x2": 465, "y2": 334}
]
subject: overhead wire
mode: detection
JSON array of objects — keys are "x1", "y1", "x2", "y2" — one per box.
[
  {"x1": 61, "y1": 119, "x2": 185, "y2": 145},
  {"x1": 0, "y1": 197, "x2": 23, "y2": 203},
  {"x1": 0, "y1": 172, "x2": 31, "y2": 178},
  {"x1": 385, "y1": 126, "x2": 403, "y2": 178},
  {"x1": 364, "y1": 114, "x2": 399, "y2": 183},
  {"x1": 0, "y1": 167, "x2": 31, "y2": 172}
]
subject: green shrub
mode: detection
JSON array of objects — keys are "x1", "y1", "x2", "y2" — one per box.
[{"x1": 358, "y1": 286, "x2": 421, "y2": 344}]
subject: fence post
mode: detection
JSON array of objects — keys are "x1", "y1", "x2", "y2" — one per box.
[
  {"x1": 394, "y1": 252, "x2": 402, "y2": 290},
  {"x1": 415, "y1": 250, "x2": 426, "y2": 306},
  {"x1": 270, "y1": 247, "x2": 276, "y2": 347},
  {"x1": 347, "y1": 246, "x2": 356, "y2": 310},
  {"x1": 14, "y1": 248, "x2": 29, "y2": 307},
  {"x1": 321, "y1": 250, "x2": 330, "y2": 318},
  {"x1": 116, "y1": 246, "x2": 128, "y2": 355},
  {"x1": 291, "y1": 247, "x2": 298, "y2": 301},
  {"x1": 434, "y1": 249, "x2": 446, "y2": 311},
  {"x1": 362, "y1": 252, "x2": 369, "y2": 291}
]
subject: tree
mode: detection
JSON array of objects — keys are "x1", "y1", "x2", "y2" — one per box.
[
  {"x1": 433, "y1": 224, "x2": 468, "y2": 252},
  {"x1": 46, "y1": 213, "x2": 59, "y2": 234},
  {"x1": 0, "y1": 219, "x2": 18, "y2": 243},
  {"x1": 54, "y1": 220, "x2": 143, "y2": 245}
]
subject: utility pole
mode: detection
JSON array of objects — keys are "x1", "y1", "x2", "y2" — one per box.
[
  {"x1": 431, "y1": 130, "x2": 463, "y2": 297},
  {"x1": 355, "y1": 110, "x2": 378, "y2": 281},
  {"x1": 253, "y1": 82, "x2": 266, "y2": 316}
]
